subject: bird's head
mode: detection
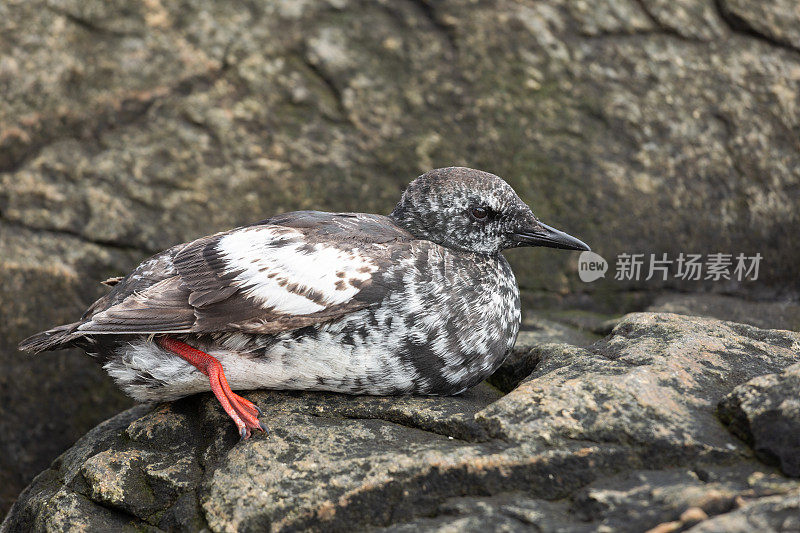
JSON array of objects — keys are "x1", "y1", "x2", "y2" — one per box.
[{"x1": 390, "y1": 167, "x2": 590, "y2": 255}]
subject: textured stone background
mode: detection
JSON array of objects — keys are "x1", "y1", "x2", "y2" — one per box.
[{"x1": 1, "y1": 0, "x2": 799, "y2": 519}]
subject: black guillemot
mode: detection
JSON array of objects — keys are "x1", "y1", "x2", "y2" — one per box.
[{"x1": 20, "y1": 167, "x2": 590, "y2": 438}]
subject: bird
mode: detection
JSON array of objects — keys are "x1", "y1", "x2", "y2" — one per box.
[{"x1": 19, "y1": 167, "x2": 590, "y2": 439}]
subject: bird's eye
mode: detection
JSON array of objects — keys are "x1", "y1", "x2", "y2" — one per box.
[{"x1": 470, "y1": 206, "x2": 489, "y2": 220}]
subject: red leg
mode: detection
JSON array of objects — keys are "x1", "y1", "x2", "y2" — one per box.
[
  {"x1": 161, "y1": 342, "x2": 261, "y2": 419},
  {"x1": 157, "y1": 336, "x2": 266, "y2": 439}
]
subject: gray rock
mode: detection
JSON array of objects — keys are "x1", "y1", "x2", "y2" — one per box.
[
  {"x1": 719, "y1": 0, "x2": 800, "y2": 51},
  {"x1": 528, "y1": 310, "x2": 622, "y2": 336},
  {"x1": 520, "y1": 313, "x2": 606, "y2": 345},
  {"x1": 685, "y1": 490, "x2": 800, "y2": 533},
  {"x1": 718, "y1": 363, "x2": 800, "y2": 478},
  {"x1": 647, "y1": 293, "x2": 800, "y2": 332},
  {"x1": 489, "y1": 313, "x2": 602, "y2": 393},
  {"x1": 478, "y1": 314, "x2": 799, "y2": 453},
  {"x1": 3, "y1": 0, "x2": 800, "y2": 519},
  {"x1": 0, "y1": 227, "x2": 136, "y2": 516},
  {"x1": 4, "y1": 313, "x2": 800, "y2": 532}
]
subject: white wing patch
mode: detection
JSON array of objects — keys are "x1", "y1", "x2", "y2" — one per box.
[{"x1": 217, "y1": 227, "x2": 378, "y2": 315}]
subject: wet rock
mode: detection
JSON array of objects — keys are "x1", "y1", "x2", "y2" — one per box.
[
  {"x1": 718, "y1": 363, "x2": 800, "y2": 478},
  {"x1": 4, "y1": 313, "x2": 799, "y2": 532}
]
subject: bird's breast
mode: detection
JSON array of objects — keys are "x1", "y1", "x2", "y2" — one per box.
[
  {"x1": 244, "y1": 246, "x2": 520, "y2": 396},
  {"x1": 320, "y1": 246, "x2": 522, "y2": 394}
]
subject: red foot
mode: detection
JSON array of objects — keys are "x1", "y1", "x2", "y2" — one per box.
[{"x1": 157, "y1": 336, "x2": 266, "y2": 439}]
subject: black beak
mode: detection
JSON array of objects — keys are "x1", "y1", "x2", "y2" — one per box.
[{"x1": 511, "y1": 222, "x2": 590, "y2": 251}]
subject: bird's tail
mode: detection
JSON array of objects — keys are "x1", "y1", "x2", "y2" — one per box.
[{"x1": 18, "y1": 322, "x2": 84, "y2": 354}]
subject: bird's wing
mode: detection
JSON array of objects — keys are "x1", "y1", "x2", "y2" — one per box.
[{"x1": 78, "y1": 212, "x2": 411, "y2": 335}]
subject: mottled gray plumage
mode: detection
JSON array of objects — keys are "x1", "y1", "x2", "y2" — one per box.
[{"x1": 20, "y1": 167, "x2": 589, "y2": 403}]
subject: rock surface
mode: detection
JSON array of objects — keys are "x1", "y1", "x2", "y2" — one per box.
[
  {"x1": 0, "y1": 228, "x2": 136, "y2": 516},
  {"x1": 719, "y1": 362, "x2": 800, "y2": 478},
  {"x1": 4, "y1": 313, "x2": 800, "y2": 532},
  {"x1": 3, "y1": 0, "x2": 800, "y2": 519},
  {"x1": 647, "y1": 293, "x2": 800, "y2": 332}
]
